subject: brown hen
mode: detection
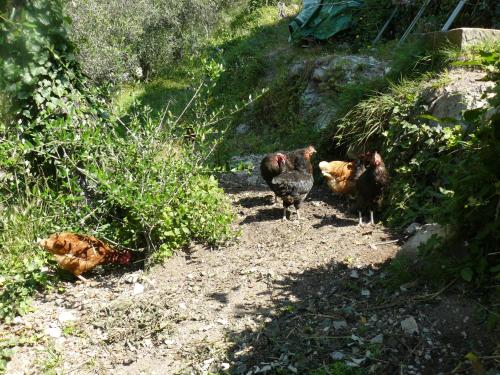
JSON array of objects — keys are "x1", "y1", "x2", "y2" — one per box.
[{"x1": 39, "y1": 233, "x2": 132, "y2": 281}]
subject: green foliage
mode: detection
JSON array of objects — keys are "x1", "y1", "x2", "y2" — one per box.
[
  {"x1": 310, "y1": 362, "x2": 365, "y2": 375},
  {"x1": 343, "y1": 0, "x2": 499, "y2": 47},
  {"x1": 0, "y1": 0, "x2": 236, "y2": 321},
  {"x1": 333, "y1": 43, "x2": 499, "y2": 284},
  {"x1": 65, "y1": 0, "x2": 234, "y2": 83}
]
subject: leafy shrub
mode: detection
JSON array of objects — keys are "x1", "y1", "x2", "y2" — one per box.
[
  {"x1": 0, "y1": 0, "x2": 236, "y2": 320},
  {"x1": 65, "y1": 0, "x2": 233, "y2": 83},
  {"x1": 333, "y1": 43, "x2": 499, "y2": 284}
]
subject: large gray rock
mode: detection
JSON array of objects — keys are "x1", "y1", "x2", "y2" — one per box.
[
  {"x1": 424, "y1": 28, "x2": 500, "y2": 50},
  {"x1": 399, "y1": 223, "x2": 447, "y2": 258},
  {"x1": 297, "y1": 54, "x2": 387, "y2": 131},
  {"x1": 421, "y1": 69, "x2": 495, "y2": 126}
]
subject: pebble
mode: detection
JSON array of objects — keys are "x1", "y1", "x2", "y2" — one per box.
[
  {"x1": 45, "y1": 326, "x2": 62, "y2": 338},
  {"x1": 58, "y1": 310, "x2": 77, "y2": 323},
  {"x1": 401, "y1": 316, "x2": 419, "y2": 335},
  {"x1": 333, "y1": 320, "x2": 348, "y2": 330}
]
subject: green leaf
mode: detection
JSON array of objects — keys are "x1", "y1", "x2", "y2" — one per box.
[{"x1": 460, "y1": 267, "x2": 473, "y2": 282}]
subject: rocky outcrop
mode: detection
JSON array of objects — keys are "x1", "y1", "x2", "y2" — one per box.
[
  {"x1": 421, "y1": 69, "x2": 495, "y2": 127},
  {"x1": 290, "y1": 54, "x2": 388, "y2": 131}
]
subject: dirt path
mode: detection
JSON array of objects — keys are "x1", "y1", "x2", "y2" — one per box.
[{"x1": 3, "y1": 185, "x2": 497, "y2": 374}]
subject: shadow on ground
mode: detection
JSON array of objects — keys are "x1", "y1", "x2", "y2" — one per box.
[{"x1": 221, "y1": 257, "x2": 498, "y2": 375}]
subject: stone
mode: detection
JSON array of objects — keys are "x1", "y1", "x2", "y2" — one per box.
[
  {"x1": 235, "y1": 123, "x2": 250, "y2": 135},
  {"x1": 423, "y1": 28, "x2": 500, "y2": 51},
  {"x1": 45, "y1": 326, "x2": 62, "y2": 338},
  {"x1": 288, "y1": 62, "x2": 305, "y2": 78},
  {"x1": 401, "y1": 316, "x2": 419, "y2": 335},
  {"x1": 370, "y1": 334, "x2": 384, "y2": 344},
  {"x1": 330, "y1": 351, "x2": 345, "y2": 360},
  {"x1": 405, "y1": 222, "x2": 422, "y2": 235},
  {"x1": 58, "y1": 310, "x2": 77, "y2": 323},
  {"x1": 399, "y1": 223, "x2": 447, "y2": 258},
  {"x1": 333, "y1": 320, "x2": 348, "y2": 330},
  {"x1": 133, "y1": 283, "x2": 144, "y2": 295},
  {"x1": 421, "y1": 70, "x2": 495, "y2": 127}
]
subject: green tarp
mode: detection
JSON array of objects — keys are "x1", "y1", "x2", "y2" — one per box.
[{"x1": 289, "y1": 0, "x2": 363, "y2": 42}]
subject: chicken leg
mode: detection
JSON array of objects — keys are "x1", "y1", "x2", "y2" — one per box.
[
  {"x1": 358, "y1": 211, "x2": 364, "y2": 226},
  {"x1": 282, "y1": 207, "x2": 288, "y2": 221},
  {"x1": 77, "y1": 274, "x2": 89, "y2": 283},
  {"x1": 296, "y1": 207, "x2": 301, "y2": 220},
  {"x1": 370, "y1": 210, "x2": 375, "y2": 226}
]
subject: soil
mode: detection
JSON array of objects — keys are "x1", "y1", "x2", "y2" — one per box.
[{"x1": 3, "y1": 183, "x2": 499, "y2": 375}]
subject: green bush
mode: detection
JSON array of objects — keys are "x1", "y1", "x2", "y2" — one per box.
[
  {"x1": 0, "y1": 0, "x2": 236, "y2": 321},
  {"x1": 333, "y1": 43, "x2": 499, "y2": 284},
  {"x1": 65, "y1": 0, "x2": 233, "y2": 83}
]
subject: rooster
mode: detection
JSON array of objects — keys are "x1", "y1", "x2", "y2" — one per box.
[
  {"x1": 271, "y1": 170, "x2": 314, "y2": 220},
  {"x1": 260, "y1": 145, "x2": 316, "y2": 203},
  {"x1": 356, "y1": 151, "x2": 389, "y2": 226},
  {"x1": 39, "y1": 233, "x2": 132, "y2": 282},
  {"x1": 264, "y1": 145, "x2": 316, "y2": 220},
  {"x1": 260, "y1": 152, "x2": 288, "y2": 203}
]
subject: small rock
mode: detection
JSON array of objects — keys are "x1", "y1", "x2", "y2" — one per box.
[
  {"x1": 400, "y1": 224, "x2": 446, "y2": 258},
  {"x1": 58, "y1": 310, "x2": 76, "y2": 323},
  {"x1": 178, "y1": 302, "x2": 187, "y2": 310},
  {"x1": 330, "y1": 351, "x2": 345, "y2": 360},
  {"x1": 361, "y1": 289, "x2": 371, "y2": 297},
  {"x1": 370, "y1": 334, "x2": 384, "y2": 344},
  {"x1": 123, "y1": 358, "x2": 134, "y2": 366},
  {"x1": 124, "y1": 273, "x2": 140, "y2": 284},
  {"x1": 220, "y1": 363, "x2": 230, "y2": 371},
  {"x1": 405, "y1": 222, "x2": 422, "y2": 235},
  {"x1": 401, "y1": 316, "x2": 419, "y2": 335},
  {"x1": 45, "y1": 326, "x2": 62, "y2": 338},
  {"x1": 216, "y1": 318, "x2": 229, "y2": 326},
  {"x1": 346, "y1": 357, "x2": 366, "y2": 367},
  {"x1": 349, "y1": 270, "x2": 359, "y2": 279},
  {"x1": 333, "y1": 320, "x2": 348, "y2": 330},
  {"x1": 235, "y1": 123, "x2": 250, "y2": 135},
  {"x1": 133, "y1": 283, "x2": 144, "y2": 295}
]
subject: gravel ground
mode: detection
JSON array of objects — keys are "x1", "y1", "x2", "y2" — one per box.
[{"x1": 2, "y1": 184, "x2": 499, "y2": 374}]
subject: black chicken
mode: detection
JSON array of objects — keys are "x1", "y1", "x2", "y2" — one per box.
[
  {"x1": 263, "y1": 145, "x2": 316, "y2": 220},
  {"x1": 260, "y1": 145, "x2": 316, "y2": 204},
  {"x1": 356, "y1": 151, "x2": 389, "y2": 226},
  {"x1": 271, "y1": 170, "x2": 314, "y2": 220},
  {"x1": 260, "y1": 152, "x2": 288, "y2": 203}
]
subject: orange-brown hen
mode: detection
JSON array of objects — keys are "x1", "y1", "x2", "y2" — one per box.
[
  {"x1": 318, "y1": 160, "x2": 365, "y2": 196},
  {"x1": 39, "y1": 233, "x2": 132, "y2": 281}
]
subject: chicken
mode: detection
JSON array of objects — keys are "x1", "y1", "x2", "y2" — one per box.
[
  {"x1": 285, "y1": 145, "x2": 316, "y2": 175},
  {"x1": 271, "y1": 170, "x2": 314, "y2": 220},
  {"x1": 39, "y1": 233, "x2": 132, "y2": 281},
  {"x1": 318, "y1": 159, "x2": 365, "y2": 196},
  {"x1": 260, "y1": 145, "x2": 316, "y2": 203},
  {"x1": 260, "y1": 152, "x2": 288, "y2": 203},
  {"x1": 356, "y1": 151, "x2": 389, "y2": 226},
  {"x1": 275, "y1": 145, "x2": 316, "y2": 220}
]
